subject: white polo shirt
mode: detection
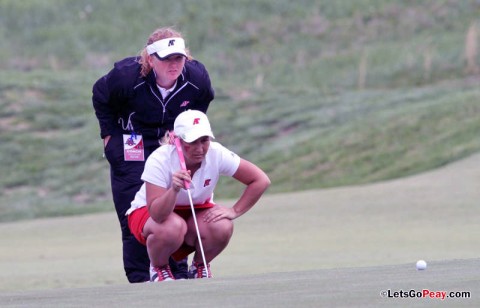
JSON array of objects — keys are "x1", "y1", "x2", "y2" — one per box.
[{"x1": 126, "y1": 141, "x2": 240, "y2": 215}]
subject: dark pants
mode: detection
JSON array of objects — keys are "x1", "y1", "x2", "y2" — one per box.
[{"x1": 105, "y1": 133, "x2": 156, "y2": 283}]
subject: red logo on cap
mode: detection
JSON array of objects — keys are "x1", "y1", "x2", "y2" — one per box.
[
  {"x1": 204, "y1": 179, "x2": 211, "y2": 187},
  {"x1": 193, "y1": 118, "x2": 200, "y2": 125}
]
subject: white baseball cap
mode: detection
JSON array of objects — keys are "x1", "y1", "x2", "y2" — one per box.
[
  {"x1": 146, "y1": 37, "x2": 187, "y2": 60},
  {"x1": 174, "y1": 110, "x2": 215, "y2": 143}
]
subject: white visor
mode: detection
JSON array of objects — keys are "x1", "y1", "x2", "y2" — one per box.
[{"x1": 146, "y1": 37, "x2": 187, "y2": 60}]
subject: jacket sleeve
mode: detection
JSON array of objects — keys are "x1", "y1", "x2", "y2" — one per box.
[
  {"x1": 188, "y1": 60, "x2": 215, "y2": 113},
  {"x1": 92, "y1": 75, "x2": 116, "y2": 139},
  {"x1": 92, "y1": 57, "x2": 137, "y2": 138}
]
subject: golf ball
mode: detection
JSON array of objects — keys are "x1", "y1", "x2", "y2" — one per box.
[{"x1": 416, "y1": 260, "x2": 427, "y2": 270}]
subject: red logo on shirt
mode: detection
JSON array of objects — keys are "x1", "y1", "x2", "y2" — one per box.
[
  {"x1": 180, "y1": 101, "x2": 190, "y2": 107},
  {"x1": 203, "y1": 179, "x2": 211, "y2": 187}
]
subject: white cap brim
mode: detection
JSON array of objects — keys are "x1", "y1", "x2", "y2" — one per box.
[
  {"x1": 181, "y1": 129, "x2": 215, "y2": 143},
  {"x1": 146, "y1": 37, "x2": 187, "y2": 59},
  {"x1": 174, "y1": 110, "x2": 215, "y2": 143}
]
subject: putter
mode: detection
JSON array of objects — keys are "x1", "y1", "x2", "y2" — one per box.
[{"x1": 174, "y1": 137, "x2": 210, "y2": 277}]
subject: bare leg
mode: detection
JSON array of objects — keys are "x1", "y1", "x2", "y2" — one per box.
[
  {"x1": 184, "y1": 211, "x2": 234, "y2": 263},
  {"x1": 143, "y1": 213, "x2": 187, "y2": 267}
]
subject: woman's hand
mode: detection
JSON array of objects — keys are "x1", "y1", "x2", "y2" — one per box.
[
  {"x1": 103, "y1": 135, "x2": 111, "y2": 148},
  {"x1": 202, "y1": 204, "x2": 237, "y2": 223},
  {"x1": 171, "y1": 170, "x2": 191, "y2": 192}
]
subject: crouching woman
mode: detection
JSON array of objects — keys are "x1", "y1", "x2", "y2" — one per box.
[{"x1": 126, "y1": 110, "x2": 271, "y2": 281}]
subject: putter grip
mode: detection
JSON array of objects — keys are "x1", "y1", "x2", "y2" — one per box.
[{"x1": 174, "y1": 138, "x2": 190, "y2": 189}]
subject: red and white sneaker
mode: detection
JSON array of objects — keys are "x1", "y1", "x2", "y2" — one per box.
[
  {"x1": 189, "y1": 261, "x2": 212, "y2": 279},
  {"x1": 150, "y1": 264, "x2": 175, "y2": 282}
]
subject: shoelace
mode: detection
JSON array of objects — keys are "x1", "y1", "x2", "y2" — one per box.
[
  {"x1": 156, "y1": 265, "x2": 174, "y2": 281},
  {"x1": 196, "y1": 263, "x2": 211, "y2": 278}
]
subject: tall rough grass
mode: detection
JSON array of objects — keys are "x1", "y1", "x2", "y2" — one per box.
[
  {"x1": 1, "y1": 0, "x2": 480, "y2": 222},
  {"x1": 465, "y1": 21, "x2": 478, "y2": 74}
]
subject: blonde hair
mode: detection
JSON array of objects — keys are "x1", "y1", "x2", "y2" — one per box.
[
  {"x1": 159, "y1": 130, "x2": 177, "y2": 146},
  {"x1": 139, "y1": 27, "x2": 192, "y2": 77}
]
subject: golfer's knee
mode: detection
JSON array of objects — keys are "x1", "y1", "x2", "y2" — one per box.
[
  {"x1": 164, "y1": 216, "x2": 187, "y2": 241},
  {"x1": 149, "y1": 215, "x2": 187, "y2": 241},
  {"x1": 212, "y1": 219, "x2": 234, "y2": 242}
]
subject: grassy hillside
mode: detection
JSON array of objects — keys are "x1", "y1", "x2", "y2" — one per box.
[{"x1": 1, "y1": 0, "x2": 480, "y2": 222}]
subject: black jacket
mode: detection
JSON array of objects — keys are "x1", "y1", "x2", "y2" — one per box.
[{"x1": 92, "y1": 56, "x2": 214, "y2": 148}]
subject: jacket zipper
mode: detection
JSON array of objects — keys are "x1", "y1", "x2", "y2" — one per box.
[{"x1": 149, "y1": 83, "x2": 189, "y2": 137}]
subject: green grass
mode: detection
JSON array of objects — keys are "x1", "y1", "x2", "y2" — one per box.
[{"x1": 1, "y1": 0, "x2": 480, "y2": 222}]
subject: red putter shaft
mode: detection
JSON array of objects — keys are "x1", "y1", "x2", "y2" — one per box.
[
  {"x1": 173, "y1": 137, "x2": 210, "y2": 277},
  {"x1": 174, "y1": 137, "x2": 190, "y2": 189}
]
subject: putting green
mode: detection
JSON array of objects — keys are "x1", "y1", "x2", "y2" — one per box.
[
  {"x1": 1, "y1": 259, "x2": 478, "y2": 307},
  {"x1": 0, "y1": 153, "x2": 478, "y2": 300}
]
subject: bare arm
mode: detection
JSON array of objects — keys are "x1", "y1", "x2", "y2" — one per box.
[
  {"x1": 146, "y1": 170, "x2": 191, "y2": 223},
  {"x1": 203, "y1": 158, "x2": 270, "y2": 223},
  {"x1": 230, "y1": 159, "x2": 271, "y2": 218}
]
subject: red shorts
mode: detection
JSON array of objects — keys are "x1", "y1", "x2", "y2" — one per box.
[{"x1": 128, "y1": 203, "x2": 214, "y2": 261}]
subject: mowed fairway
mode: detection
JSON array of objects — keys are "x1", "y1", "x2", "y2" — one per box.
[{"x1": 0, "y1": 153, "x2": 479, "y2": 306}]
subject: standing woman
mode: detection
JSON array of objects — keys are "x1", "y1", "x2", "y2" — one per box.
[{"x1": 92, "y1": 27, "x2": 214, "y2": 283}]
